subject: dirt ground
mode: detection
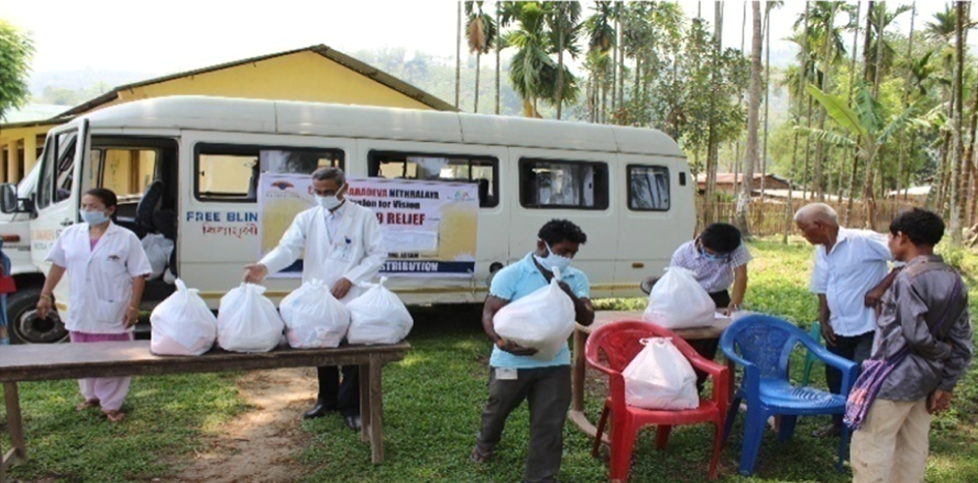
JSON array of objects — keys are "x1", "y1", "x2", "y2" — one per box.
[{"x1": 168, "y1": 368, "x2": 317, "y2": 483}]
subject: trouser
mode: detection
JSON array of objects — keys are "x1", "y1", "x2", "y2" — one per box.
[
  {"x1": 317, "y1": 365, "x2": 360, "y2": 417},
  {"x1": 851, "y1": 398, "x2": 930, "y2": 483},
  {"x1": 70, "y1": 331, "x2": 134, "y2": 411},
  {"x1": 476, "y1": 365, "x2": 572, "y2": 483},
  {"x1": 826, "y1": 330, "x2": 874, "y2": 425},
  {"x1": 686, "y1": 290, "x2": 730, "y2": 390}
]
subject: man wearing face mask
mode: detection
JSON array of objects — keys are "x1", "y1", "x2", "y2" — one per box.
[
  {"x1": 470, "y1": 219, "x2": 594, "y2": 483},
  {"x1": 243, "y1": 167, "x2": 386, "y2": 431}
]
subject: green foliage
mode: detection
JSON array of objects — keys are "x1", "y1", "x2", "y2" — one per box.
[{"x1": 0, "y1": 20, "x2": 35, "y2": 121}]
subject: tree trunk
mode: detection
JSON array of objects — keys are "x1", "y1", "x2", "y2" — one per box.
[
  {"x1": 618, "y1": 11, "x2": 626, "y2": 113},
  {"x1": 843, "y1": 1, "x2": 862, "y2": 224},
  {"x1": 495, "y1": 2, "x2": 501, "y2": 115},
  {"x1": 456, "y1": 2, "x2": 462, "y2": 109},
  {"x1": 813, "y1": 5, "x2": 837, "y2": 201},
  {"x1": 760, "y1": 3, "x2": 771, "y2": 201},
  {"x1": 786, "y1": 2, "x2": 809, "y2": 242},
  {"x1": 704, "y1": 1, "x2": 724, "y2": 227},
  {"x1": 895, "y1": 2, "x2": 916, "y2": 199},
  {"x1": 556, "y1": 3, "x2": 565, "y2": 120},
  {"x1": 872, "y1": 2, "x2": 885, "y2": 98},
  {"x1": 968, "y1": 75, "x2": 978, "y2": 224},
  {"x1": 474, "y1": 52, "x2": 481, "y2": 113},
  {"x1": 734, "y1": 1, "x2": 762, "y2": 238},
  {"x1": 860, "y1": 2, "x2": 877, "y2": 229},
  {"x1": 803, "y1": 95, "x2": 813, "y2": 201},
  {"x1": 611, "y1": 16, "x2": 618, "y2": 116},
  {"x1": 950, "y1": 1, "x2": 968, "y2": 245}
]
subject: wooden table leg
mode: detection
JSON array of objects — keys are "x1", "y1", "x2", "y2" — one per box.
[
  {"x1": 2, "y1": 381, "x2": 26, "y2": 480},
  {"x1": 359, "y1": 364, "x2": 371, "y2": 444},
  {"x1": 572, "y1": 328, "x2": 585, "y2": 412},
  {"x1": 368, "y1": 354, "x2": 384, "y2": 464}
]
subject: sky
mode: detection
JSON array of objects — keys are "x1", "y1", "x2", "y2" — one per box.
[{"x1": 1, "y1": 1, "x2": 974, "y2": 83}]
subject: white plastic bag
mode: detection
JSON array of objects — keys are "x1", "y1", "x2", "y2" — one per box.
[
  {"x1": 141, "y1": 234, "x2": 174, "y2": 281},
  {"x1": 622, "y1": 337, "x2": 700, "y2": 410},
  {"x1": 642, "y1": 267, "x2": 716, "y2": 329},
  {"x1": 150, "y1": 278, "x2": 217, "y2": 356},
  {"x1": 217, "y1": 283, "x2": 285, "y2": 353},
  {"x1": 280, "y1": 279, "x2": 351, "y2": 349},
  {"x1": 347, "y1": 278, "x2": 413, "y2": 345},
  {"x1": 493, "y1": 266, "x2": 576, "y2": 361}
]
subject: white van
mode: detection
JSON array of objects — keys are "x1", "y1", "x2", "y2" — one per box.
[{"x1": 0, "y1": 96, "x2": 694, "y2": 343}]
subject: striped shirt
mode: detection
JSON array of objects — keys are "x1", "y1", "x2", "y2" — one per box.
[{"x1": 670, "y1": 239, "x2": 752, "y2": 293}]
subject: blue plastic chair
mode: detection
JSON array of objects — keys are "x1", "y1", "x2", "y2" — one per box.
[{"x1": 720, "y1": 315, "x2": 857, "y2": 476}]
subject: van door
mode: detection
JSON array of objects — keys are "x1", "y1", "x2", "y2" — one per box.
[
  {"x1": 508, "y1": 147, "x2": 618, "y2": 299},
  {"x1": 614, "y1": 153, "x2": 695, "y2": 296},
  {"x1": 30, "y1": 120, "x2": 89, "y2": 306}
]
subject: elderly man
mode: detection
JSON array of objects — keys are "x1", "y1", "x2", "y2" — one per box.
[{"x1": 794, "y1": 203, "x2": 899, "y2": 437}]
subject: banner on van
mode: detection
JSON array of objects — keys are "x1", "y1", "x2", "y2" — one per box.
[{"x1": 258, "y1": 174, "x2": 480, "y2": 278}]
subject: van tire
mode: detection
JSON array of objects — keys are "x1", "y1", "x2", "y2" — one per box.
[{"x1": 6, "y1": 287, "x2": 69, "y2": 344}]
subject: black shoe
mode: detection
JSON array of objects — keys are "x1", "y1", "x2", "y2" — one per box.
[
  {"x1": 344, "y1": 414, "x2": 362, "y2": 431},
  {"x1": 303, "y1": 402, "x2": 337, "y2": 420}
]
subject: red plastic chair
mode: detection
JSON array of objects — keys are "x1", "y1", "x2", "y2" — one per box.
[{"x1": 585, "y1": 320, "x2": 730, "y2": 482}]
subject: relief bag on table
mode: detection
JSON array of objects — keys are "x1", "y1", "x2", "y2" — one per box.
[
  {"x1": 347, "y1": 278, "x2": 413, "y2": 345},
  {"x1": 217, "y1": 283, "x2": 285, "y2": 353},
  {"x1": 492, "y1": 266, "x2": 576, "y2": 361},
  {"x1": 280, "y1": 279, "x2": 350, "y2": 349},
  {"x1": 642, "y1": 267, "x2": 716, "y2": 329},
  {"x1": 150, "y1": 278, "x2": 217, "y2": 356},
  {"x1": 622, "y1": 337, "x2": 699, "y2": 410}
]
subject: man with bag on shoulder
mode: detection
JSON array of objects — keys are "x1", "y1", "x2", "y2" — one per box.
[
  {"x1": 794, "y1": 202, "x2": 901, "y2": 438},
  {"x1": 470, "y1": 219, "x2": 594, "y2": 483},
  {"x1": 850, "y1": 208, "x2": 972, "y2": 483},
  {"x1": 242, "y1": 167, "x2": 386, "y2": 431}
]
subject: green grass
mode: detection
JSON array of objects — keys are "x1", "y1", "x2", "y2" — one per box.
[{"x1": 2, "y1": 237, "x2": 976, "y2": 482}]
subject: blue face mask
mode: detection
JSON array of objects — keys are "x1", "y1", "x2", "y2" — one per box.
[
  {"x1": 698, "y1": 244, "x2": 729, "y2": 263},
  {"x1": 534, "y1": 242, "x2": 572, "y2": 272},
  {"x1": 80, "y1": 209, "x2": 109, "y2": 226}
]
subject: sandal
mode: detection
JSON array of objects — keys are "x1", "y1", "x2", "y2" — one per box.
[
  {"x1": 75, "y1": 399, "x2": 100, "y2": 411},
  {"x1": 102, "y1": 410, "x2": 126, "y2": 422},
  {"x1": 469, "y1": 444, "x2": 492, "y2": 464}
]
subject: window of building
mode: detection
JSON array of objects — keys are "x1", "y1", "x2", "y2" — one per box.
[
  {"x1": 519, "y1": 158, "x2": 609, "y2": 210},
  {"x1": 627, "y1": 165, "x2": 670, "y2": 211},
  {"x1": 367, "y1": 151, "x2": 499, "y2": 208},
  {"x1": 194, "y1": 144, "x2": 344, "y2": 202}
]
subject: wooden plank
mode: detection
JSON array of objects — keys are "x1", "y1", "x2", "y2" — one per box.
[
  {"x1": 0, "y1": 341, "x2": 409, "y2": 382},
  {"x1": 368, "y1": 353, "x2": 384, "y2": 464},
  {"x1": 359, "y1": 364, "x2": 371, "y2": 444},
  {"x1": 567, "y1": 410, "x2": 611, "y2": 446},
  {"x1": 571, "y1": 328, "x2": 586, "y2": 413},
  {"x1": 2, "y1": 383, "x2": 25, "y2": 466}
]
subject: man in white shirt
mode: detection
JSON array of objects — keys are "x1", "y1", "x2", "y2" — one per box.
[
  {"x1": 243, "y1": 167, "x2": 386, "y2": 431},
  {"x1": 795, "y1": 203, "x2": 899, "y2": 437}
]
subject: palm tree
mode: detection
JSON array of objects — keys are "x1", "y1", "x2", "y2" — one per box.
[
  {"x1": 806, "y1": 82, "x2": 923, "y2": 229},
  {"x1": 759, "y1": 1, "x2": 783, "y2": 202},
  {"x1": 734, "y1": 1, "x2": 763, "y2": 237},
  {"x1": 784, "y1": 2, "x2": 809, "y2": 243},
  {"x1": 544, "y1": 1, "x2": 581, "y2": 120},
  {"x1": 704, "y1": 1, "x2": 724, "y2": 227},
  {"x1": 949, "y1": 1, "x2": 968, "y2": 245},
  {"x1": 505, "y1": 1, "x2": 553, "y2": 117},
  {"x1": 455, "y1": 2, "x2": 462, "y2": 109},
  {"x1": 925, "y1": 5, "x2": 958, "y2": 216},
  {"x1": 585, "y1": 1, "x2": 615, "y2": 123},
  {"x1": 465, "y1": 1, "x2": 498, "y2": 114},
  {"x1": 895, "y1": 2, "x2": 916, "y2": 202},
  {"x1": 495, "y1": 1, "x2": 502, "y2": 115}
]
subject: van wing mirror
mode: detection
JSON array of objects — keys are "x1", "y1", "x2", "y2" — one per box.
[{"x1": 0, "y1": 183, "x2": 32, "y2": 214}]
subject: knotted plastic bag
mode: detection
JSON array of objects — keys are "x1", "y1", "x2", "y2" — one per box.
[
  {"x1": 642, "y1": 267, "x2": 716, "y2": 329},
  {"x1": 150, "y1": 278, "x2": 217, "y2": 356},
  {"x1": 623, "y1": 337, "x2": 699, "y2": 410},
  {"x1": 493, "y1": 266, "x2": 576, "y2": 361},
  {"x1": 217, "y1": 283, "x2": 285, "y2": 353},
  {"x1": 347, "y1": 278, "x2": 413, "y2": 345},
  {"x1": 280, "y1": 279, "x2": 350, "y2": 349}
]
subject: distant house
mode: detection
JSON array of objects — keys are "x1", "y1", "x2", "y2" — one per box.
[
  {"x1": 886, "y1": 184, "x2": 931, "y2": 203},
  {"x1": 696, "y1": 173, "x2": 792, "y2": 195}
]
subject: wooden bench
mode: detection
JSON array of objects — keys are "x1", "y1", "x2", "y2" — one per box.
[
  {"x1": 570, "y1": 310, "x2": 732, "y2": 442},
  {"x1": 0, "y1": 340, "x2": 410, "y2": 482}
]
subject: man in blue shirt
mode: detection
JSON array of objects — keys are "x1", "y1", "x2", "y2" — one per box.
[{"x1": 471, "y1": 219, "x2": 595, "y2": 483}]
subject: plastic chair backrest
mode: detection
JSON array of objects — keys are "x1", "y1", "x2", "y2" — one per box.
[
  {"x1": 586, "y1": 320, "x2": 698, "y2": 373},
  {"x1": 721, "y1": 315, "x2": 804, "y2": 380}
]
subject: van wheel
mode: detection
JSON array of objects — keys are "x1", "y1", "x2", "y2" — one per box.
[{"x1": 6, "y1": 287, "x2": 69, "y2": 344}]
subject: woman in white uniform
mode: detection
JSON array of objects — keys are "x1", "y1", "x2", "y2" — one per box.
[{"x1": 36, "y1": 188, "x2": 152, "y2": 422}]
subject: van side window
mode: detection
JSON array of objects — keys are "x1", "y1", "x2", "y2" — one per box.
[
  {"x1": 627, "y1": 165, "x2": 670, "y2": 211},
  {"x1": 195, "y1": 144, "x2": 344, "y2": 202},
  {"x1": 367, "y1": 151, "x2": 499, "y2": 208},
  {"x1": 519, "y1": 158, "x2": 609, "y2": 210},
  {"x1": 96, "y1": 148, "x2": 160, "y2": 199},
  {"x1": 37, "y1": 130, "x2": 78, "y2": 210}
]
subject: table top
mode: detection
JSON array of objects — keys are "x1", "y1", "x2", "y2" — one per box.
[
  {"x1": 0, "y1": 340, "x2": 411, "y2": 382},
  {"x1": 577, "y1": 310, "x2": 730, "y2": 340}
]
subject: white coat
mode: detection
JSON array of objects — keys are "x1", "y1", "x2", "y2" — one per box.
[
  {"x1": 46, "y1": 222, "x2": 152, "y2": 334},
  {"x1": 259, "y1": 201, "x2": 386, "y2": 302}
]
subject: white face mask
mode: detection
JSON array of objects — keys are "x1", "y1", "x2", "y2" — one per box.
[
  {"x1": 534, "y1": 242, "x2": 572, "y2": 272},
  {"x1": 80, "y1": 209, "x2": 109, "y2": 225},
  {"x1": 316, "y1": 195, "x2": 342, "y2": 211}
]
